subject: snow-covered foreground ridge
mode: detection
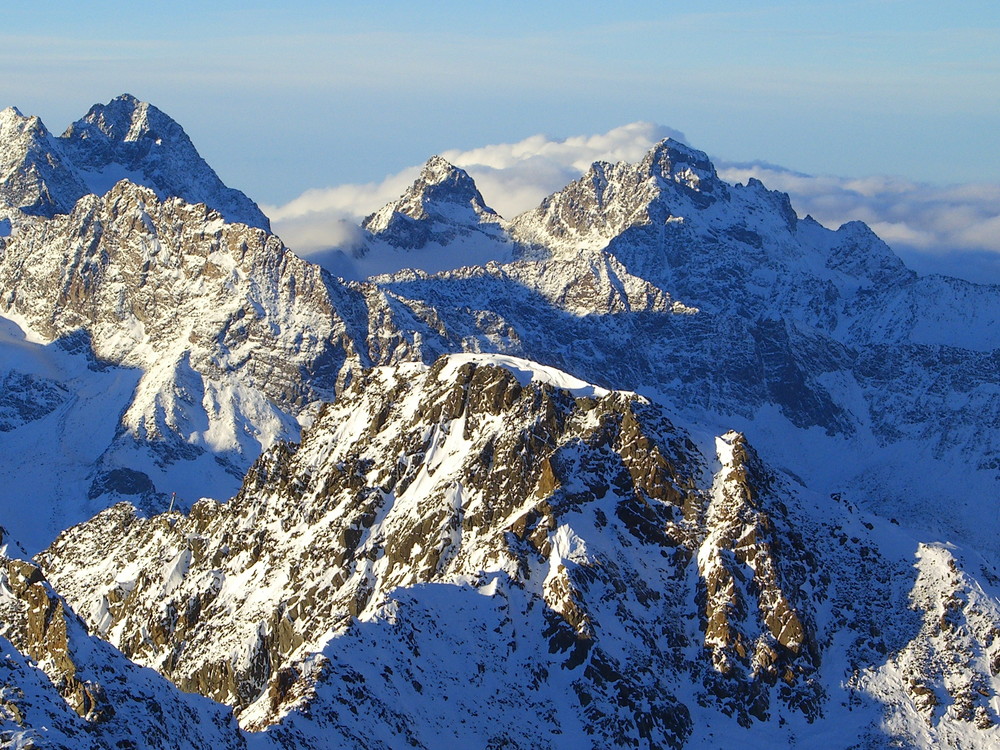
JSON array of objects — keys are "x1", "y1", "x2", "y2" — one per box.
[
  {"x1": 27, "y1": 355, "x2": 1000, "y2": 749},
  {"x1": 1, "y1": 94, "x2": 1000, "y2": 747}
]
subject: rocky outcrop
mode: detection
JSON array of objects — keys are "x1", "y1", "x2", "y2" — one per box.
[
  {"x1": 857, "y1": 543, "x2": 1000, "y2": 745},
  {"x1": 696, "y1": 432, "x2": 823, "y2": 725},
  {"x1": 0, "y1": 94, "x2": 268, "y2": 229},
  {"x1": 38, "y1": 353, "x2": 998, "y2": 747},
  {"x1": 0, "y1": 556, "x2": 112, "y2": 722},
  {"x1": 0, "y1": 548, "x2": 248, "y2": 749}
]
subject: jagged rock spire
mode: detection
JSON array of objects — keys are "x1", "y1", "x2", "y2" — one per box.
[
  {"x1": 0, "y1": 94, "x2": 270, "y2": 229},
  {"x1": 361, "y1": 155, "x2": 504, "y2": 250}
]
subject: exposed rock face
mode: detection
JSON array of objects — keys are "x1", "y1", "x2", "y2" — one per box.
[
  {"x1": 510, "y1": 138, "x2": 913, "y2": 329},
  {"x1": 0, "y1": 180, "x2": 367, "y2": 549},
  {"x1": 59, "y1": 94, "x2": 270, "y2": 230},
  {"x1": 37, "y1": 353, "x2": 1000, "y2": 748},
  {"x1": 696, "y1": 432, "x2": 823, "y2": 726},
  {"x1": 0, "y1": 548, "x2": 248, "y2": 749},
  {"x1": 859, "y1": 543, "x2": 1000, "y2": 743},
  {"x1": 1, "y1": 555, "x2": 114, "y2": 723},
  {"x1": 511, "y1": 139, "x2": 717, "y2": 253},
  {"x1": 0, "y1": 180, "x2": 345, "y2": 413},
  {"x1": 0, "y1": 94, "x2": 268, "y2": 229},
  {"x1": 0, "y1": 370, "x2": 67, "y2": 432}
]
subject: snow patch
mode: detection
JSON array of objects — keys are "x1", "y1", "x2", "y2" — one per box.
[{"x1": 437, "y1": 352, "x2": 613, "y2": 398}]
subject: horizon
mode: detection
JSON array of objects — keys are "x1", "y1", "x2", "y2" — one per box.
[{"x1": 2, "y1": 2, "x2": 999, "y2": 280}]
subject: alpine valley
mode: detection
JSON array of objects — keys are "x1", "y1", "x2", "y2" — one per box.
[{"x1": 1, "y1": 94, "x2": 999, "y2": 749}]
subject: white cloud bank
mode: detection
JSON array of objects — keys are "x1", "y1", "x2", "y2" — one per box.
[
  {"x1": 264, "y1": 122, "x2": 685, "y2": 255},
  {"x1": 266, "y1": 122, "x2": 1000, "y2": 284},
  {"x1": 717, "y1": 163, "x2": 1000, "y2": 282}
]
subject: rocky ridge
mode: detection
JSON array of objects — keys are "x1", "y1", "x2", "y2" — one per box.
[
  {"x1": 42, "y1": 356, "x2": 708, "y2": 743},
  {"x1": 37, "y1": 355, "x2": 1000, "y2": 748},
  {"x1": 0, "y1": 94, "x2": 268, "y2": 229},
  {"x1": 1, "y1": 98, "x2": 1000, "y2": 748}
]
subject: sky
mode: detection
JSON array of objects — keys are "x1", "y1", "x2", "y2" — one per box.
[{"x1": 2, "y1": 2, "x2": 999, "y2": 279}]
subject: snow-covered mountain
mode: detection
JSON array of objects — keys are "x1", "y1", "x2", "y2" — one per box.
[
  {"x1": 325, "y1": 156, "x2": 521, "y2": 279},
  {"x1": 2, "y1": 97, "x2": 1000, "y2": 748},
  {"x1": 0, "y1": 94, "x2": 268, "y2": 229},
  {"x1": 0, "y1": 179, "x2": 365, "y2": 550},
  {"x1": 345, "y1": 140, "x2": 1000, "y2": 562},
  {"x1": 36, "y1": 355, "x2": 1000, "y2": 748}
]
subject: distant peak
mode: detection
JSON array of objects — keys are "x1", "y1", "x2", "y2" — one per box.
[
  {"x1": 422, "y1": 154, "x2": 460, "y2": 175},
  {"x1": 64, "y1": 94, "x2": 177, "y2": 144},
  {"x1": 394, "y1": 156, "x2": 496, "y2": 216},
  {"x1": 642, "y1": 138, "x2": 715, "y2": 174},
  {"x1": 361, "y1": 154, "x2": 503, "y2": 244},
  {"x1": 641, "y1": 138, "x2": 718, "y2": 191},
  {"x1": 414, "y1": 156, "x2": 478, "y2": 192}
]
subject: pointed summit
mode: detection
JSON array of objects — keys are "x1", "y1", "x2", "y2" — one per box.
[
  {"x1": 407, "y1": 154, "x2": 498, "y2": 217},
  {"x1": 362, "y1": 156, "x2": 503, "y2": 248},
  {"x1": 508, "y1": 138, "x2": 727, "y2": 255},
  {"x1": 58, "y1": 94, "x2": 270, "y2": 230},
  {"x1": 640, "y1": 138, "x2": 720, "y2": 194},
  {"x1": 62, "y1": 93, "x2": 163, "y2": 144},
  {"x1": 363, "y1": 156, "x2": 500, "y2": 237},
  {"x1": 0, "y1": 95, "x2": 269, "y2": 229},
  {"x1": 317, "y1": 155, "x2": 518, "y2": 279}
]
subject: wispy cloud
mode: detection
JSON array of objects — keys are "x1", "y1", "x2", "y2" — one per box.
[
  {"x1": 266, "y1": 122, "x2": 684, "y2": 255},
  {"x1": 718, "y1": 163, "x2": 1000, "y2": 256},
  {"x1": 266, "y1": 121, "x2": 1000, "y2": 283}
]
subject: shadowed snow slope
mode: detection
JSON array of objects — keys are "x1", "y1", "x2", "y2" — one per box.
[
  {"x1": 3, "y1": 108, "x2": 1000, "y2": 748},
  {"x1": 38, "y1": 355, "x2": 1000, "y2": 749}
]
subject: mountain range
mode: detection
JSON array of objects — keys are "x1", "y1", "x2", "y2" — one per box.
[{"x1": 1, "y1": 95, "x2": 999, "y2": 749}]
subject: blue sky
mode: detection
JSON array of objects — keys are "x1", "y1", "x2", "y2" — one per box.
[
  {"x1": 3, "y1": 2, "x2": 1000, "y2": 280},
  {"x1": 2, "y1": 1, "x2": 997, "y2": 203}
]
